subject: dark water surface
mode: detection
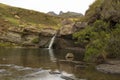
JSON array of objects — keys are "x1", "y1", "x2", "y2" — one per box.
[{"x1": 0, "y1": 48, "x2": 119, "y2": 80}]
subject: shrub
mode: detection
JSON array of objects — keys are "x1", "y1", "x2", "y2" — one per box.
[
  {"x1": 73, "y1": 20, "x2": 110, "y2": 62},
  {"x1": 105, "y1": 24, "x2": 120, "y2": 58},
  {"x1": 32, "y1": 38, "x2": 39, "y2": 44}
]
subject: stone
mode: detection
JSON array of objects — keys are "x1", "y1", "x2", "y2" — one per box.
[
  {"x1": 60, "y1": 75, "x2": 74, "y2": 80},
  {"x1": 65, "y1": 53, "x2": 74, "y2": 61},
  {"x1": 49, "y1": 71, "x2": 61, "y2": 74},
  {"x1": 66, "y1": 53, "x2": 74, "y2": 58},
  {"x1": 73, "y1": 22, "x2": 87, "y2": 31},
  {"x1": 96, "y1": 60, "x2": 120, "y2": 74},
  {"x1": 0, "y1": 31, "x2": 22, "y2": 43},
  {"x1": 38, "y1": 36, "x2": 51, "y2": 48},
  {"x1": 14, "y1": 15, "x2": 20, "y2": 19},
  {"x1": 4, "y1": 19, "x2": 9, "y2": 22},
  {"x1": 40, "y1": 28, "x2": 57, "y2": 36},
  {"x1": 59, "y1": 23, "x2": 76, "y2": 36}
]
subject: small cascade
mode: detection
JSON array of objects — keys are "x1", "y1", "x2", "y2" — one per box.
[{"x1": 48, "y1": 34, "x2": 56, "y2": 49}]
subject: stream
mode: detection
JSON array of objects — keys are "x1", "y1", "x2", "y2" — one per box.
[{"x1": 0, "y1": 48, "x2": 119, "y2": 80}]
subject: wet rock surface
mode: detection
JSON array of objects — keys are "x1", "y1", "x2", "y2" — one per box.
[{"x1": 96, "y1": 60, "x2": 120, "y2": 74}]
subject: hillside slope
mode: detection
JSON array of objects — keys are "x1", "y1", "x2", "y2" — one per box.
[
  {"x1": 0, "y1": 3, "x2": 62, "y2": 47},
  {"x1": 0, "y1": 3, "x2": 61, "y2": 29}
]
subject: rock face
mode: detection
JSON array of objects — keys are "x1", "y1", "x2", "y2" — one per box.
[
  {"x1": 40, "y1": 28, "x2": 57, "y2": 36},
  {"x1": 52, "y1": 22, "x2": 86, "y2": 49},
  {"x1": 73, "y1": 22, "x2": 87, "y2": 31},
  {"x1": 47, "y1": 11, "x2": 57, "y2": 16},
  {"x1": 101, "y1": 0, "x2": 120, "y2": 23},
  {"x1": 59, "y1": 23, "x2": 75, "y2": 36},
  {"x1": 85, "y1": 0, "x2": 120, "y2": 24},
  {"x1": 59, "y1": 11, "x2": 83, "y2": 18},
  {"x1": 0, "y1": 20, "x2": 87, "y2": 48},
  {"x1": 39, "y1": 28, "x2": 57, "y2": 48},
  {"x1": 1, "y1": 31, "x2": 22, "y2": 43},
  {"x1": 0, "y1": 11, "x2": 85, "y2": 49},
  {"x1": 0, "y1": 23, "x2": 63, "y2": 48}
]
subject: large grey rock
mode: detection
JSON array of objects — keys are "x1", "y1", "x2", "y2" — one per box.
[
  {"x1": 22, "y1": 34, "x2": 39, "y2": 47},
  {"x1": 59, "y1": 23, "x2": 76, "y2": 36},
  {"x1": 0, "y1": 31, "x2": 22, "y2": 43},
  {"x1": 96, "y1": 60, "x2": 120, "y2": 74},
  {"x1": 39, "y1": 36, "x2": 51, "y2": 48},
  {"x1": 73, "y1": 22, "x2": 87, "y2": 31},
  {"x1": 40, "y1": 28, "x2": 57, "y2": 36}
]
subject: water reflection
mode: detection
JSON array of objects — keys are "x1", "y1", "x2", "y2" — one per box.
[
  {"x1": 48, "y1": 49, "x2": 56, "y2": 62},
  {"x1": 0, "y1": 48, "x2": 119, "y2": 80},
  {"x1": 0, "y1": 48, "x2": 81, "y2": 80}
]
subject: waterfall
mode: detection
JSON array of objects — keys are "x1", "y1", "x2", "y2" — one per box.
[{"x1": 48, "y1": 34, "x2": 56, "y2": 49}]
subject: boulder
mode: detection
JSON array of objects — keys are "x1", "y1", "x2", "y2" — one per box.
[
  {"x1": 14, "y1": 15, "x2": 20, "y2": 19},
  {"x1": 38, "y1": 36, "x2": 51, "y2": 48},
  {"x1": 59, "y1": 23, "x2": 75, "y2": 36},
  {"x1": 65, "y1": 53, "x2": 74, "y2": 61},
  {"x1": 0, "y1": 31, "x2": 22, "y2": 44},
  {"x1": 23, "y1": 26, "x2": 41, "y2": 34},
  {"x1": 22, "y1": 34, "x2": 39, "y2": 47},
  {"x1": 40, "y1": 28, "x2": 57, "y2": 36},
  {"x1": 96, "y1": 60, "x2": 120, "y2": 74},
  {"x1": 73, "y1": 22, "x2": 87, "y2": 31}
]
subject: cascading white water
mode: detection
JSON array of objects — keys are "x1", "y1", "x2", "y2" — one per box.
[{"x1": 48, "y1": 34, "x2": 56, "y2": 49}]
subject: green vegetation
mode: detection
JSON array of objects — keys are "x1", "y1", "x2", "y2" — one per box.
[
  {"x1": 0, "y1": 3, "x2": 61, "y2": 29},
  {"x1": 84, "y1": 0, "x2": 103, "y2": 23},
  {"x1": 73, "y1": 20, "x2": 109, "y2": 61},
  {"x1": 73, "y1": 0, "x2": 120, "y2": 62},
  {"x1": 0, "y1": 42, "x2": 17, "y2": 47},
  {"x1": 74, "y1": 19, "x2": 120, "y2": 62},
  {"x1": 106, "y1": 24, "x2": 120, "y2": 58},
  {"x1": 32, "y1": 38, "x2": 39, "y2": 44}
]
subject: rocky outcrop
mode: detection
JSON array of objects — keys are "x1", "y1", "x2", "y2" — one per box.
[
  {"x1": 0, "y1": 3, "x2": 85, "y2": 48},
  {"x1": 52, "y1": 22, "x2": 86, "y2": 49},
  {"x1": 47, "y1": 11, "x2": 57, "y2": 16},
  {"x1": 0, "y1": 20, "x2": 87, "y2": 49},
  {"x1": 0, "y1": 26, "x2": 41, "y2": 47},
  {"x1": 0, "y1": 31, "x2": 22, "y2": 44},
  {"x1": 59, "y1": 11, "x2": 83, "y2": 18},
  {"x1": 47, "y1": 11, "x2": 83, "y2": 18},
  {"x1": 85, "y1": 0, "x2": 120, "y2": 24},
  {"x1": 59, "y1": 23, "x2": 75, "y2": 36},
  {"x1": 73, "y1": 22, "x2": 87, "y2": 31},
  {"x1": 100, "y1": 0, "x2": 120, "y2": 23},
  {"x1": 40, "y1": 28, "x2": 57, "y2": 36},
  {"x1": 39, "y1": 28, "x2": 57, "y2": 48},
  {"x1": 59, "y1": 21, "x2": 87, "y2": 37}
]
